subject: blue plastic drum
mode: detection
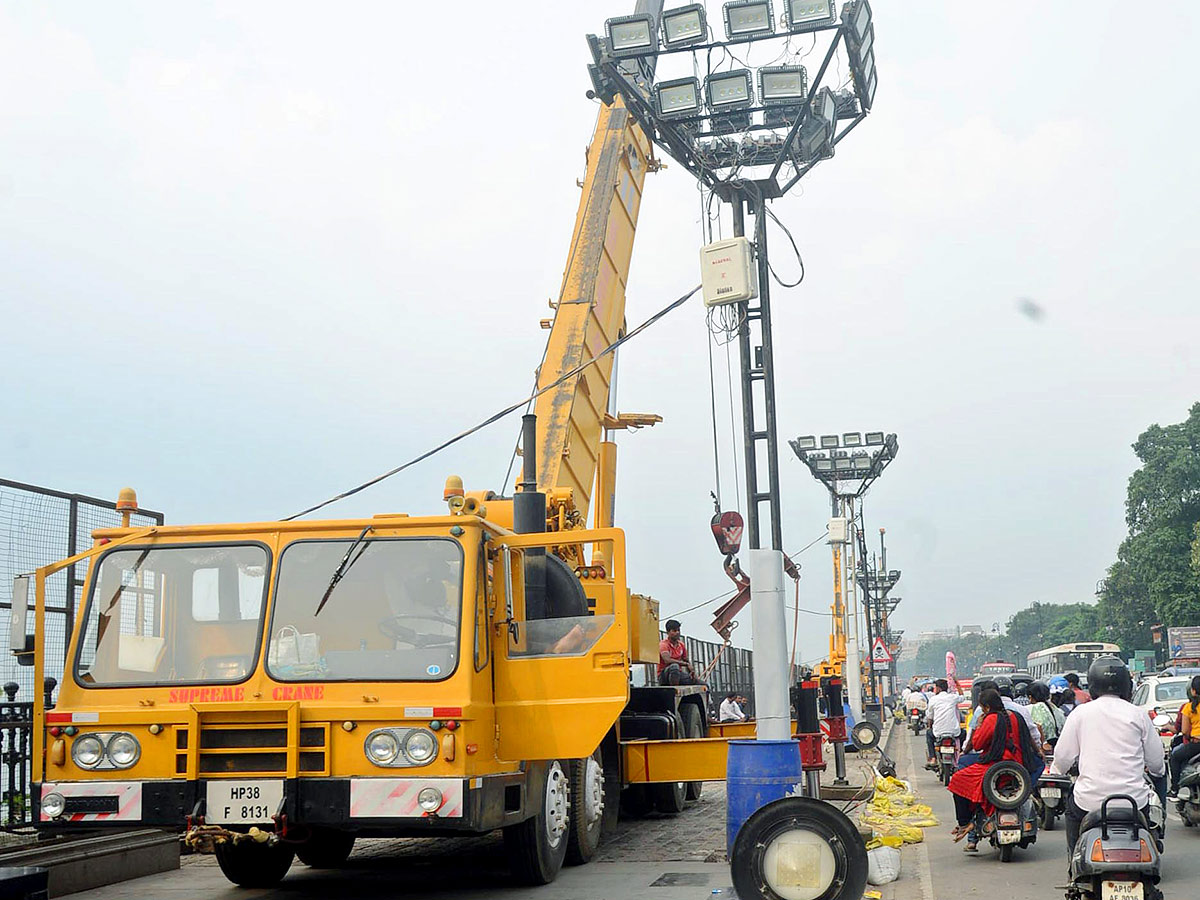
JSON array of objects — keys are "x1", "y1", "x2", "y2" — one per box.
[{"x1": 726, "y1": 739, "x2": 805, "y2": 854}]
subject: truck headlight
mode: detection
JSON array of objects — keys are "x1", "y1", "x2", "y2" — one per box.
[
  {"x1": 107, "y1": 733, "x2": 141, "y2": 768},
  {"x1": 417, "y1": 787, "x2": 443, "y2": 812},
  {"x1": 404, "y1": 730, "x2": 437, "y2": 764},
  {"x1": 41, "y1": 792, "x2": 66, "y2": 819},
  {"x1": 366, "y1": 730, "x2": 400, "y2": 765},
  {"x1": 72, "y1": 734, "x2": 105, "y2": 769}
]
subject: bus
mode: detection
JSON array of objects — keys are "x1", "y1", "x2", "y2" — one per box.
[
  {"x1": 978, "y1": 660, "x2": 1017, "y2": 677},
  {"x1": 1026, "y1": 642, "x2": 1120, "y2": 682}
]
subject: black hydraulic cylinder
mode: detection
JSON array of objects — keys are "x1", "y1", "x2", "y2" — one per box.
[
  {"x1": 823, "y1": 677, "x2": 844, "y2": 718},
  {"x1": 513, "y1": 414, "x2": 547, "y2": 620},
  {"x1": 795, "y1": 681, "x2": 820, "y2": 734}
]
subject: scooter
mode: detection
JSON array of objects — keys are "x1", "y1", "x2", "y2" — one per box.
[
  {"x1": 978, "y1": 798, "x2": 1038, "y2": 862},
  {"x1": 909, "y1": 707, "x2": 924, "y2": 734},
  {"x1": 1175, "y1": 757, "x2": 1200, "y2": 826},
  {"x1": 936, "y1": 735, "x2": 959, "y2": 786},
  {"x1": 1067, "y1": 794, "x2": 1161, "y2": 900},
  {"x1": 1038, "y1": 771, "x2": 1072, "y2": 831}
]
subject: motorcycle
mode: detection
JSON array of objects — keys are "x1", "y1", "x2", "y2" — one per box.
[
  {"x1": 979, "y1": 760, "x2": 1038, "y2": 862},
  {"x1": 1067, "y1": 794, "x2": 1161, "y2": 900},
  {"x1": 909, "y1": 707, "x2": 924, "y2": 734},
  {"x1": 936, "y1": 735, "x2": 959, "y2": 786},
  {"x1": 1175, "y1": 757, "x2": 1200, "y2": 827}
]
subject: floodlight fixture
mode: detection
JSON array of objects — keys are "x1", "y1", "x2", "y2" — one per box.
[
  {"x1": 832, "y1": 89, "x2": 860, "y2": 119},
  {"x1": 842, "y1": 432, "x2": 862, "y2": 447},
  {"x1": 820, "y1": 434, "x2": 839, "y2": 449},
  {"x1": 758, "y1": 65, "x2": 808, "y2": 107},
  {"x1": 706, "y1": 69, "x2": 753, "y2": 110},
  {"x1": 852, "y1": 455, "x2": 871, "y2": 472},
  {"x1": 723, "y1": 0, "x2": 774, "y2": 39},
  {"x1": 661, "y1": 4, "x2": 708, "y2": 47},
  {"x1": 854, "y1": 49, "x2": 877, "y2": 111},
  {"x1": 888, "y1": 569, "x2": 900, "y2": 580},
  {"x1": 605, "y1": 14, "x2": 657, "y2": 57},
  {"x1": 797, "y1": 87, "x2": 837, "y2": 162},
  {"x1": 865, "y1": 431, "x2": 884, "y2": 446},
  {"x1": 794, "y1": 435, "x2": 818, "y2": 451},
  {"x1": 655, "y1": 77, "x2": 702, "y2": 119},
  {"x1": 814, "y1": 457, "x2": 834, "y2": 473},
  {"x1": 834, "y1": 456, "x2": 853, "y2": 472},
  {"x1": 785, "y1": 0, "x2": 837, "y2": 33},
  {"x1": 842, "y1": 0, "x2": 873, "y2": 49}
]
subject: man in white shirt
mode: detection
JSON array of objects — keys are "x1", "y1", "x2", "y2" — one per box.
[
  {"x1": 1050, "y1": 657, "x2": 1166, "y2": 858},
  {"x1": 924, "y1": 678, "x2": 961, "y2": 765},
  {"x1": 718, "y1": 693, "x2": 746, "y2": 722}
]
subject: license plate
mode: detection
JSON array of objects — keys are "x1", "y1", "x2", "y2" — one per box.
[
  {"x1": 940, "y1": 748, "x2": 955, "y2": 756},
  {"x1": 997, "y1": 828, "x2": 1021, "y2": 845},
  {"x1": 1042, "y1": 787, "x2": 1061, "y2": 800},
  {"x1": 206, "y1": 780, "x2": 284, "y2": 824},
  {"x1": 1101, "y1": 881, "x2": 1144, "y2": 900}
]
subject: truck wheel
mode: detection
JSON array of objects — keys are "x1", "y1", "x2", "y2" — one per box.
[
  {"x1": 681, "y1": 703, "x2": 704, "y2": 802},
  {"x1": 650, "y1": 779, "x2": 687, "y2": 815},
  {"x1": 214, "y1": 839, "x2": 295, "y2": 888},
  {"x1": 504, "y1": 759, "x2": 570, "y2": 885},
  {"x1": 620, "y1": 785, "x2": 653, "y2": 818},
  {"x1": 566, "y1": 751, "x2": 605, "y2": 865},
  {"x1": 295, "y1": 828, "x2": 356, "y2": 867}
]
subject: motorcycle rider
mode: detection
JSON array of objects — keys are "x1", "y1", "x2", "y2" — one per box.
[
  {"x1": 1167, "y1": 674, "x2": 1200, "y2": 800},
  {"x1": 924, "y1": 678, "x2": 961, "y2": 767},
  {"x1": 1028, "y1": 680, "x2": 1065, "y2": 752},
  {"x1": 1050, "y1": 656, "x2": 1166, "y2": 858}
]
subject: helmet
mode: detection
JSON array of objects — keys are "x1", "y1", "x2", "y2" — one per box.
[
  {"x1": 994, "y1": 675, "x2": 1015, "y2": 698},
  {"x1": 1087, "y1": 656, "x2": 1133, "y2": 701},
  {"x1": 1014, "y1": 681, "x2": 1030, "y2": 698},
  {"x1": 1048, "y1": 675, "x2": 1069, "y2": 694}
]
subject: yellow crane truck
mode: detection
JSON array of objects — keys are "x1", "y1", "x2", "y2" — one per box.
[{"x1": 10, "y1": 84, "x2": 745, "y2": 888}]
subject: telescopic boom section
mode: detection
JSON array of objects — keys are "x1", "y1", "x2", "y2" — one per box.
[{"x1": 531, "y1": 98, "x2": 653, "y2": 522}]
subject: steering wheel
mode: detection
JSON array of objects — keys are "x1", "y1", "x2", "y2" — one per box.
[{"x1": 378, "y1": 613, "x2": 457, "y2": 648}]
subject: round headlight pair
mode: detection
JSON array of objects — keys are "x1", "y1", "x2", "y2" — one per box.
[
  {"x1": 71, "y1": 732, "x2": 140, "y2": 769},
  {"x1": 363, "y1": 728, "x2": 438, "y2": 767}
]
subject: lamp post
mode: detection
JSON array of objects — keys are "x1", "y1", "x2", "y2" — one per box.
[
  {"x1": 789, "y1": 430, "x2": 897, "y2": 722},
  {"x1": 587, "y1": 2, "x2": 879, "y2": 553}
]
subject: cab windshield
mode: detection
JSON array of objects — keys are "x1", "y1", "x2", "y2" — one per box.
[
  {"x1": 267, "y1": 538, "x2": 463, "y2": 682},
  {"x1": 75, "y1": 544, "x2": 268, "y2": 687}
]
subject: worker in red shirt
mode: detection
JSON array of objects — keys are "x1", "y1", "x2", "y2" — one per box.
[
  {"x1": 1065, "y1": 672, "x2": 1090, "y2": 706},
  {"x1": 658, "y1": 619, "x2": 698, "y2": 685}
]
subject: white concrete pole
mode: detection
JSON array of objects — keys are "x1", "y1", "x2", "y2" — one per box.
[
  {"x1": 749, "y1": 549, "x2": 790, "y2": 741},
  {"x1": 844, "y1": 500, "x2": 864, "y2": 720}
]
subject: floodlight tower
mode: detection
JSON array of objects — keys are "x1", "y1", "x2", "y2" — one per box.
[
  {"x1": 789, "y1": 430, "x2": 897, "y2": 720},
  {"x1": 586, "y1": 1, "x2": 879, "y2": 553}
]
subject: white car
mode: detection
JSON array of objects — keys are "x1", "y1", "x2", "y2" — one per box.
[{"x1": 1132, "y1": 675, "x2": 1192, "y2": 748}]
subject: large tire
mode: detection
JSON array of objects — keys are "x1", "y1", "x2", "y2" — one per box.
[
  {"x1": 982, "y1": 761, "x2": 1032, "y2": 811},
  {"x1": 214, "y1": 839, "x2": 295, "y2": 888},
  {"x1": 650, "y1": 778, "x2": 687, "y2": 815},
  {"x1": 504, "y1": 760, "x2": 571, "y2": 885},
  {"x1": 730, "y1": 796, "x2": 867, "y2": 900},
  {"x1": 620, "y1": 785, "x2": 653, "y2": 818},
  {"x1": 998, "y1": 843, "x2": 1014, "y2": 863},
  {"x1": 295, "y1": 828, "x2": 356, "y2": 868},
  {"x1": 681, "y1": 702, "x2": 704, "y2": 802},
  {"x1": 939, "y1": 760, "x2": 952, "y2": 786},
  {"x1": 1039, "y1": 800, "x2": 1056, "y2": 831},
  {"x1": 565, "y1": 751, "x2": 605, "y2": 866}
]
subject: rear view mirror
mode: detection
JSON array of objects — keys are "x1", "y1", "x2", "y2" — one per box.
[
  {"x1": 1153, "y1": 713, "x2": 1172, "y2": 728},
  {"x1": 8, "y1": 576, "x2": 34, "y2": 665}
]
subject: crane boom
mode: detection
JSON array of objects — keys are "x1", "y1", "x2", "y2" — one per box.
[{"x1": 532, "y1": 97, "x2": 654, "y2": 524}]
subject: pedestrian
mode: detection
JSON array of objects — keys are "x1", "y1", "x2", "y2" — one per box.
[{"x1": 658, "y1": 619, "x2": 698, "y2": 686}]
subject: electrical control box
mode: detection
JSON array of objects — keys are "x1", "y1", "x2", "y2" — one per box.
[
  {"x1": 827, "y1": 517, "x2": 848, "y2": 544},
  {"x1": 700, "y1": 237, "x2": 758, "y2": 308}
]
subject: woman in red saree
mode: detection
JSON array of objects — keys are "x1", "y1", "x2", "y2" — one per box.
[{"x1": 948, "y1": 688, "x2": 1037, "y2": 850}]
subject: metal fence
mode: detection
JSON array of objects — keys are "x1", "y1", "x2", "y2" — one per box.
[
  {"x1": 638, "y1": 633, "x2": 755, "y2": 708},
  {"x1": 0, "y1": 479, "x2": 164, "y2": 829}
]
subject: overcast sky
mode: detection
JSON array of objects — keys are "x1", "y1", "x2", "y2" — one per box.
[{"x1": 3, "y1": 2, "x2": 1198, "y2": 668}]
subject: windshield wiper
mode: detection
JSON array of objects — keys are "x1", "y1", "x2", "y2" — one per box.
[{"x1": 313, "y1": 526, "x2": 372, "y2": 617}]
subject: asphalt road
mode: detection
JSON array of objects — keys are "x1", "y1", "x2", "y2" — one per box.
[{"x1": 894, "y1": 723, "x2": 1200, "y2": 900}]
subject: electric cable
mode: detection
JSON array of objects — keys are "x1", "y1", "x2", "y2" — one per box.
[{"x1": 284, "y1": 284, "x2": 702, "y2": 521}]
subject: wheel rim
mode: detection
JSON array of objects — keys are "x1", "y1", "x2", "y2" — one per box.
[
  {"x1": 760, "y1": 826, "x2": 838, "y2": 900},
  {"x1": 584, "y1": 755, "x2": 605, "y2": 826},
  {"x1": 545, "y1": 761, "x2": 569, "y2": 848}
]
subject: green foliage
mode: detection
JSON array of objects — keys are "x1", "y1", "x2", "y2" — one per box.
[{"x1": 1098, "y1": 402, "x2": 1200, "y2": 647}]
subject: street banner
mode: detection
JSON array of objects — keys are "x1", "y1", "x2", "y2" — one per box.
[
  {"x1": 946, "y1": 651, "x2": 959, "y2": 693},
  {"x1": 1168, "y1": 627, "x2": 1200, "y2": 660}
]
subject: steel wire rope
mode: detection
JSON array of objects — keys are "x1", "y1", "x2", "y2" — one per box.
[{"x1": 283, "y1": 284, "x2": 702, "y2": 521}]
